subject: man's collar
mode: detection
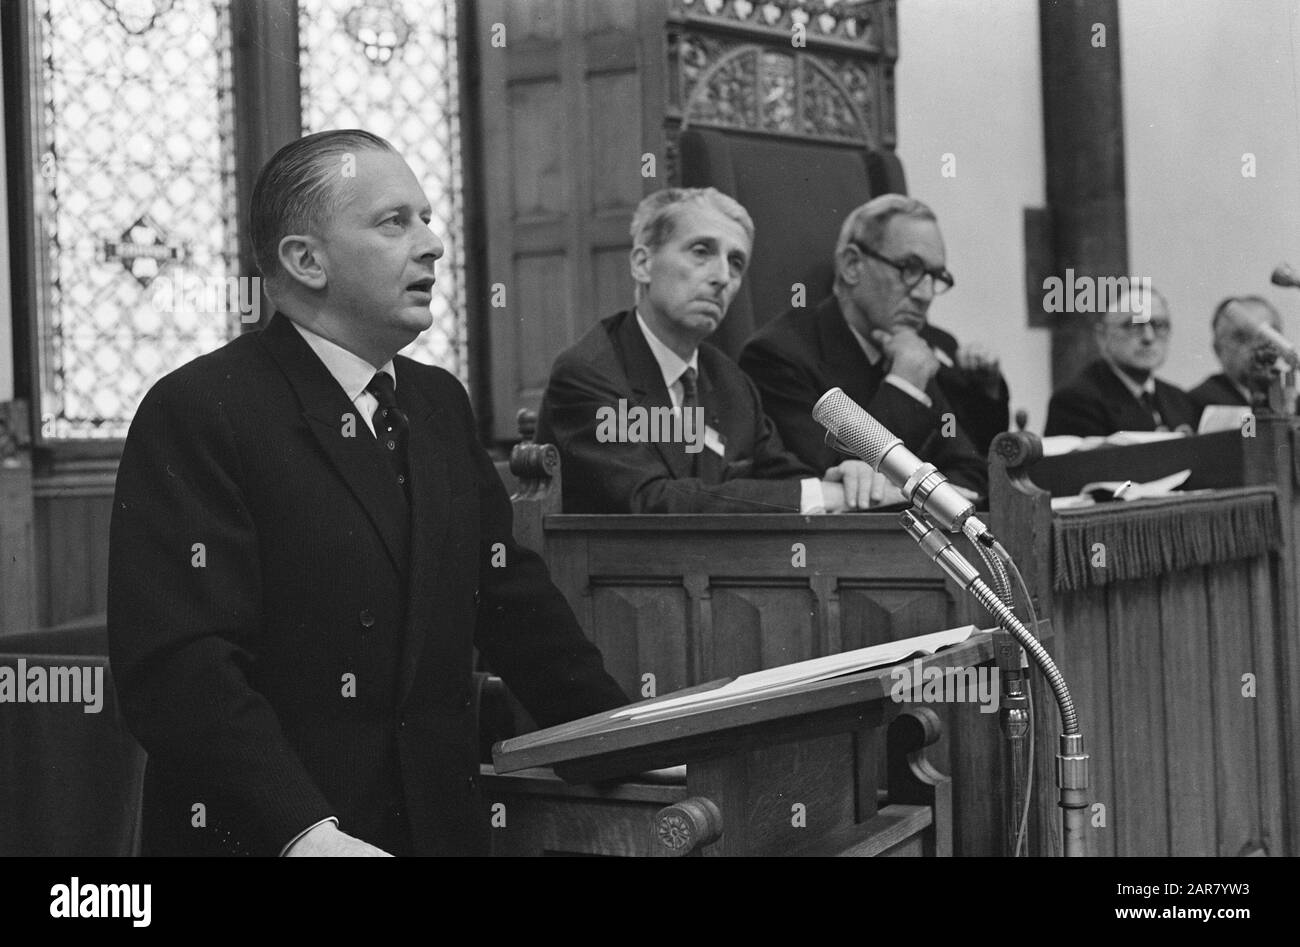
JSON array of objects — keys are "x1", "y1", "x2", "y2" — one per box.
[
  {"x1": 635, "y1": 310, "x2": 698, "y2": 390},
  {"x1": 289, "y1": 318, "x2": 396, "y2": 400},
  {"x1": 1104, "y1": 359, "x2": 1156, "y2": 400},
  {"x1": 843, "y1": 318, "x2": 884, "y2": 366}
]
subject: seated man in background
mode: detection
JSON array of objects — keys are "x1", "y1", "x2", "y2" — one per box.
[
  {"x1": 1045, "y1": 287, "x2": 1200, "y2": 437},
  {"x1": 537, "y1": 187, "x2": 897, "y2": 514},
  {"x1": 1189, "y1": 295, "x2": 1286, "y2": 410},
  {"x1": 739, "y1": 195, "x2": 991, "y2": 495}
]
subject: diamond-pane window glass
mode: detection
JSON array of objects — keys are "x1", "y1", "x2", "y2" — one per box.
[
  {"x1": 32, "y1": 0, "x2": 238, "y2": 439},
  {"x1": 299, "y1": 0, "x2": 468, "y2": 384}
]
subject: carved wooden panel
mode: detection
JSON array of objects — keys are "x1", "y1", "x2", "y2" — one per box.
[
  {"x1": 588, "y1": 581, "x2": 691, "y2": 698},
  {"x1": 477, "y1": 0, "x2": 661, "y2": 441},
  {"x1": 664, "y1": 0, "x2": 897, "y2": 181}
]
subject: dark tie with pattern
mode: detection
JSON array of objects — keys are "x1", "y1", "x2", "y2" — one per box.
[
  {"x1": 366, "y1": 371, "x2": 410, "y2": 500},
  {"x1": 679, "y1": 366, "x2": 700, "y2": 476}
]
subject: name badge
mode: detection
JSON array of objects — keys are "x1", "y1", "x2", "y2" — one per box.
[{"x1": 704, "y1": 426, "x2": 727, "y2": 457}]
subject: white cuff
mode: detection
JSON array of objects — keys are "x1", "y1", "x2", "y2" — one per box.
[
  {"x1": 884, "y1": 373, "x2": 933, "y2": 408},
  {"x1": 280, "y1": 816, "x2": 340, "y2": 856},
  {"x1": 800, "y1": 477, "x2": 825, "y2": 514}
]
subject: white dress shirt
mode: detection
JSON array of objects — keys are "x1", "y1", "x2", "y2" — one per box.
[
  {"x1": 290, "y1": 319, "x2": 397, "y2": 436},
  {"x1": 634, "y1": 311, "x2": 825, "y2": 513}
]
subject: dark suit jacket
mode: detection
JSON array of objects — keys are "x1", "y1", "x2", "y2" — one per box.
[
  {"x1": 107, "y1": 313, "x2": 626, "y2": 857},
  {"x1": 738, "y1": 295, "x2": 989, "y2": 494},
  {"x1": 1044, "y1": 359, "x2": 1201, "y2": 437},
  {"x1": 536, "y1": 310, "x2": 816, "y2": 513},
  {"x1": 1188, "y1": 373, "x2": 1249, "y2": 410}
]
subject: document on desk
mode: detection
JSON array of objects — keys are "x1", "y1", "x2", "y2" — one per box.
[{"x1": 611, "y1": 625, "x2": 979, "y2": 722}]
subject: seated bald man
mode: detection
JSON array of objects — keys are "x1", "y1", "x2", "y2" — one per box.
[
  {"x1": 1045, "y1": 286, "x2": 1199, "y2": 437},
  {"x1": 1189, "y1": 296, "x2": 1287, "y2": 410}
]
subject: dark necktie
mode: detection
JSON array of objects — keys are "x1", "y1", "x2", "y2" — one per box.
[
  {"x1": 679, "y1": 367, "x2": 700, "y2": 477},
  {"x1": 366, "y1": 372, "x2": 410, "y2": 500},
  {"x1": 1138, "y1": 389, "x2": 1165, "y2": 430},
  {"x1": 679, "y1": 366, "x2": 699, "y2": 412}
]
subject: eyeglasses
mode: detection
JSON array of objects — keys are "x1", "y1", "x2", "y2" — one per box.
[
  {"x1": 1105, "y1": 318, "x2": 1171, "y2": 338},
  {"x1": 851, "y1": 240, "x2": 954, "y2": 295}
]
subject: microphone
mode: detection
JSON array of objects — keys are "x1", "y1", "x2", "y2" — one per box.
[
  {"x1": 1256, "y1": 322, "x2": 1300, "y2": 369},
  {"x1": 1271, "y1": 263, "x2": 1300, "y2": 289},
  {"x1": 812, "y1": 386, "x2": 990, "y2": 539}
]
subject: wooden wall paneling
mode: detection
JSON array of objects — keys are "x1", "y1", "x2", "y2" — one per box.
[
  {"x1": 0, "y1": 457, "x2": 37, "y2": 636},
  {"x1": 478, "y1": 0, "x2": 660, "y2": 441},
  {"x1": 1241, "y1": 417, "x2": 1297, "y2": 853},
  {"x1": 1158, "y1": 570, "x2": 1216, "y2": 857},
  {"x1": 588, "y1": 579, "x2": 690, "y2": 699},
  {"x1": 706, "y1": 580, "x2": 817, "y2": 678},
  {"x1": 1058, "y1": 589, "x2": 1114, "y2": 856},
  {"x1": 1247, "y1": 555, "x2": 1288, "y2": 855},
  {"x1": 1107, "y1": 580, "x2": 1169, "y2": 856},
  {"x1": 32, "y1": 479, "x2": 114, "y2": 628},
  {"x1": 1206, "y1": 561, "x2": 1264, "y2": 856}
]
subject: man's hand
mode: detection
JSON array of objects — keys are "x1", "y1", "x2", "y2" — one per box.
[
  {"x1": 873, "y1": 328, "x2": 940, "y2": 391},
  {"x1": 822, "y1": 460, "x2": 906, "y2": 511},
  {"x1": 956, "y1": 342, "x2": 1002, "y2": 398},
  {"x1": 285, "y1": 821, "x2": 393, "y2": 857}
]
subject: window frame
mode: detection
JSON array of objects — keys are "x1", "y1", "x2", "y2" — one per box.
[{"x1": 2, "y1": 0, "x2": 487, "y2": 466}]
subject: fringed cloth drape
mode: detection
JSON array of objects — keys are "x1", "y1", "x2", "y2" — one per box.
[{"x1": 1052, "y1": 486, "x2": 1282, "y2": 592}]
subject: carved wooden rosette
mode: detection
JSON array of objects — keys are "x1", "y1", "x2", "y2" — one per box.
[{"x1": 652, "y1": 795, "x2": 724, "y2": 856}]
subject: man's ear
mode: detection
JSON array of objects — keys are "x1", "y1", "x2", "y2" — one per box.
[
  {"x1": 629, "y1": 244, "x2": 652, "y2": 288},
  {"x1": 836, "y1": 246, "x2": 862, "y2": 287},
  {"x1": 278, "y1": 235, "x2": 327, "y2": 292}
]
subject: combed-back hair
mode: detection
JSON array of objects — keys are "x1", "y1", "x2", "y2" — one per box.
[{"x1": 249, "y1": 129, "x2": 396, "y2": 288}]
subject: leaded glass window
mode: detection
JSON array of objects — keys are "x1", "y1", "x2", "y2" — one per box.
[
  {"x1": 298, "y1": 0, "x2": 468, "y2": 384},
  {"x1": 31, "y1": 0, "x2": 238, "y2": 439}
]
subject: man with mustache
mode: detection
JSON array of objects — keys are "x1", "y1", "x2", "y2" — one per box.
[
  {"x1": 108, "y1": 130, "x2": 627, "y2": 857},
  {"x1": 739, "y1": 195, "x2": 994, "y2": 495},
  {"x1": 538, "y1": 187, "x2": 896, "y2": 513}
]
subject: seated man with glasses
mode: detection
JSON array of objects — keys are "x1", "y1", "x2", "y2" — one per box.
[
  {"x1": 739, "y1": 195, "x2": 994, "y2": 495},
  {"x1": 1045, "y1": 286, "x2": 1199, "y2": 437}
]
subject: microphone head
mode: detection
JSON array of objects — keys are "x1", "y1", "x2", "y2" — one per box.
[
  {"x1": 1271, "y1": 263, "x2": 1300, "y2": 289},
  {"x1": 811, "y1": 387, "x2": 899, "y2": 467},
  {"x1": 1255, "y1": 321, "x2": 1295, "y2": 352}
]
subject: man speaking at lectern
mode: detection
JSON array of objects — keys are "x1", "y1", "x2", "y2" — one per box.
[{"x1": 108, "y1": 130, "x2": 627, "y2": 857}]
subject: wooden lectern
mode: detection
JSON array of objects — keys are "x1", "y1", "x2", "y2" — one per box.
[{"x1": 484, "y1": 634, "x2": 994, "y2": 857}]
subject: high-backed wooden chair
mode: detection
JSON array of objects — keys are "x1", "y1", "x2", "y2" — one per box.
[{"x1": 680, "y1": 126, "x2": 905, "y2": 356}]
